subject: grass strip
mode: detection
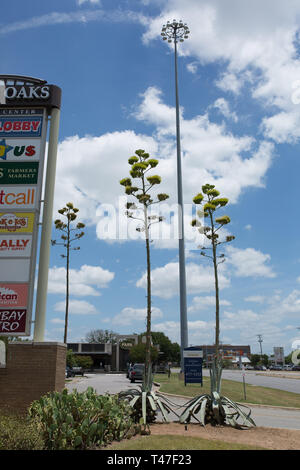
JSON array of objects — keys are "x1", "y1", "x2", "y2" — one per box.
[
  {"x1": 106, "y1": 434, "x2": 266, "y2": 450},
  {"x1": 154, "y1": 373, "x2": 300, "y2": 408}
]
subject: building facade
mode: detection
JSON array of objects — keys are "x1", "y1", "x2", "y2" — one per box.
[
  {"x1": 67, "y1": 334, "x2": 139, "y2": 371},
  {"x1": 198, "y1": 344, "x2": 251, "y2": 367}
]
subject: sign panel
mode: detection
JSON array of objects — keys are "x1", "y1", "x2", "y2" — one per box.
[
  {"x1": 0, "y1": 309, "x2": 27, "y2": 334},
  {"x1": 0, "y1": 116, "x2": 43, "y2": 138},
  {"x1": 274, "y1": 347, "x2": 285, "y2": 363},
  {"x1": 0, "y1": 212, "x2": 35, "y2": 233},
  {"x1": 184, "y1": 347, "x2": 203, "y2": 385},
  {"x1": 0, "y1": 162, "x2": 39, "y2": 184},
  {"x1": 0, "y1": 283, "x2": 28, "y2": 307},
  {"x1": 0, "y1": 186, "x2": 37, "y2": 209},
  {"x1": 0, "y1": 139, "x2": 41, "y2": 162},
  {"x1": 0, "y1": 258, "x2": 30, "y2": 282},
  {"x1": 0, "y1": 234, "x2": 32, "y2": 257}
]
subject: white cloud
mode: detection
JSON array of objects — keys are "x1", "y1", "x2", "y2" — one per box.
[
  {"x1": 244, "y1": 295, "x2": 266, "y2": 304},
  {"x1": 226, "y1": 246, "x2": 276, "y2": 278},
  {"x1": 48, "y1": 264, "x2": 114, "y2": 296},
  {"x1": 211, "y1": 98, "x2": 238, "y2": 122},
  {"x1": 54, "y1": 86, "x2": 273, "y2": 247},
  {"x1": 188, "y1": 295, "x2": 231, "y2": 313},
  {"x1": 144, "y1": 0, "x2": 300, "y2": 144},
  {"x1": 152, "y1": 319, "x2": 215, "y2": 344},
  {"x1": 0, "y1": 8, "x2": 146, "y2": 35},
  {"x1": 112, "y1": 306, "x2": 163, "y2": 326},
  {"x1": 50, "y1": 318, "x2": 65, "y2": 324},
  {"x1": 55, "y1": 131, "x2": 157, "y2": 224},
  {"x1": 54, "y1": 299, "x2": 98, "y2": 315},
  {"x1": 77, "y1": 0, "x2": 101, "y2": 5},
  {"x1": 136, "y1": 261, "x2": 230, "y2": 299},
  {"x1": 186, "y1": 62, "x2": 198, "y2": 74},
  {"x1": 133, "y1": 87, "x2": 274, "y2": 205}
]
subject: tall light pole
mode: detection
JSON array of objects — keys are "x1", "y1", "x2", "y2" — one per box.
[{"x1": 161, "y1": 20, "x2": 190, "y2": 370}]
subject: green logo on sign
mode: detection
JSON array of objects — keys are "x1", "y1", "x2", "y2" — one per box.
[{"x1": 0, "y1": 162, "x2": 39, "y2": 184}]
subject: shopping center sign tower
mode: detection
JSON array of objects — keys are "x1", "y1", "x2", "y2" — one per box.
[{"x1": 0, "y1": 75, "x2": 61, "y2": 340}]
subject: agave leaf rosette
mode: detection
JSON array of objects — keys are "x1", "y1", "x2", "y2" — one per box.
[{"x1": 179, "y1": 360, "x2": 256, "y2": 429}]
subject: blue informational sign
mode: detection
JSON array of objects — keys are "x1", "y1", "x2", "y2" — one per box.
[{"x1": 184, "y1": 347, "x2": 203, "y2": 385}]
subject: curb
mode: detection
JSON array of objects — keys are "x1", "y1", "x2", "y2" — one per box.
[{"x1": 155, "y1": 385, "x2": 300, "y2": 411}]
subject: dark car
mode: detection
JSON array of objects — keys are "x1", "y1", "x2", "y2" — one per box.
[
  {"x1": 254, "y1": 365, "x2": 267, "y2": 370},
  {"x1": 292, "y1": 365, "x2": 300, "y2": 371},
  {"x1": 128, "y1": 363, "x2": 145, "y2": 383},
  {"x1": 66, "y1": 366, "x2": 75, "y2": 378},
  {"x1": 72, "y1": 366, "x2": 84, "y2": 376},
  {"x1": 270, "y1": 365, "x2": 283, "y2": 370}
]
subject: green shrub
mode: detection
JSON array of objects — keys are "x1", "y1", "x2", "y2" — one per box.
[
  {"x1": 28, "y1": 387, "x2": 136, "y2": 450},
  {"x1": 0, "y1": 413, "x2": 45, "y2": 450},
  {"x1": 74, "y1": 355, "x2": 93, "y2": 369}
]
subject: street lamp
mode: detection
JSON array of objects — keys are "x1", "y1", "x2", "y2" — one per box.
[{"x1": 161, "y1": 20, "x2": 190, "y2": 370}]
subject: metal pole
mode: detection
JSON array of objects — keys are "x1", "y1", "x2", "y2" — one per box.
[
  {"x1": 174, "y1": 37, "x2": 188, "y2": 370},
  {"x1": 33, "y1": 107, "x2": 61, "y2": 342},
  {"x1": 257, "y1": 334, "x2": 263, "y2": 360}
]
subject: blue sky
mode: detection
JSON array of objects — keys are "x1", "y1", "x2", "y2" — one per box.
[{"x1": 3, "y1": 0, "x2": 300, "y2": 355}]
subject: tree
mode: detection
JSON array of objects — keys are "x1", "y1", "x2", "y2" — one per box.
[
  {"x1": 66, "y1": 348, "x2": 76, "y2": 367},
  {"x1": 120, "y1": 149, "x2": 169, "y2": 381},
  {"x1": 250, "y1": 354, "x2": 261, "y2": 366},
  {"x1": 85, "y1": 329, "x2": 119, "y2": 344},
  {"x1": 129, "y1": 343, "x2": 159, "y2": 364},
  {"x1": 141, "y1": 331, "x2": 180, "y2": 363},
  {"x1": 191, "y1": 184, "x2": 235, "y2": 369},
  {"x1": 74, "y1": 355, "x2": 93, "y2": 370},
  {"x1": 51, "y1": 202, "x2": 85, "y2": 344}
]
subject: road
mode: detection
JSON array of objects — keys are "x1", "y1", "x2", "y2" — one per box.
[
  {"x1": 65, "y1": 373, "x2": 300, "y2": 430},
  {"x1": 202, "y1": 369, "x2": 300, "y2": 394}
]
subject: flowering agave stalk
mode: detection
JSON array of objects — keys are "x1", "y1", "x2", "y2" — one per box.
[
  {"x1": 191, "y1": 184, "x2": 235, "y2": 377},
  {"x1": 120, "y1": 149, "x2": 169, "y2": 382},
  {"x1": 119, "y1": 149, "x2": 170, "y2": 429},
  {"x1": 179, "y1": 184, "x2": 255, "y2": 428},
  {"x1": 51, "y1": 203, "x2": 85, "y2": 344}
]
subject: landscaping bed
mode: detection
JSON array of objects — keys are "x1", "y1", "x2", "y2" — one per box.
[{"x1": 107, "y1": 422, "x2": 300, "y2": 450}]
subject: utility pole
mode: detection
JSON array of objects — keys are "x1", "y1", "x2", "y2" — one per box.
[
  {"x1": 257, "y1": 334, "x2": 263, "y2": 360},
  {"x1": 161, "y1": 20, "x2": 190, "y2": 372}
]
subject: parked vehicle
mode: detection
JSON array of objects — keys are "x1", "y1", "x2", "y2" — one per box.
[
  {"x1": 283, "y1": 364, "x2": 293, "y2": 370},
  {"x1": 269, "y1": 365, "x2": 283, "y2": 371},
  {"x1": 128, "y1": 363, "x2": 145, "y2": 383},
  {"x1": 65, "y1": 366, "x2": 75, "y2": 378},
  {"x1": 126, "y1": 365, "x2": 133, "y2": 378},
  {"x1": 72, "y1": 366, "x2": 84, "y2": 376},
  {"x1": 154, "y1": 363, "x2": 169, "y2": 374},
  {"x1": 254, "y1": 365, "x2": 267, "y2": 371},
  {"x1": 245, "y1": 365, "x2": 254, "y2": 370},
  {"x1": 292, "y1": 365, "x2": 300, "y2": 371}
]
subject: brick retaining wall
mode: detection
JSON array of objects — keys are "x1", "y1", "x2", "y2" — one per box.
[{"x1": 0, "y1": 342, "x2": 66, "y2": 413}]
